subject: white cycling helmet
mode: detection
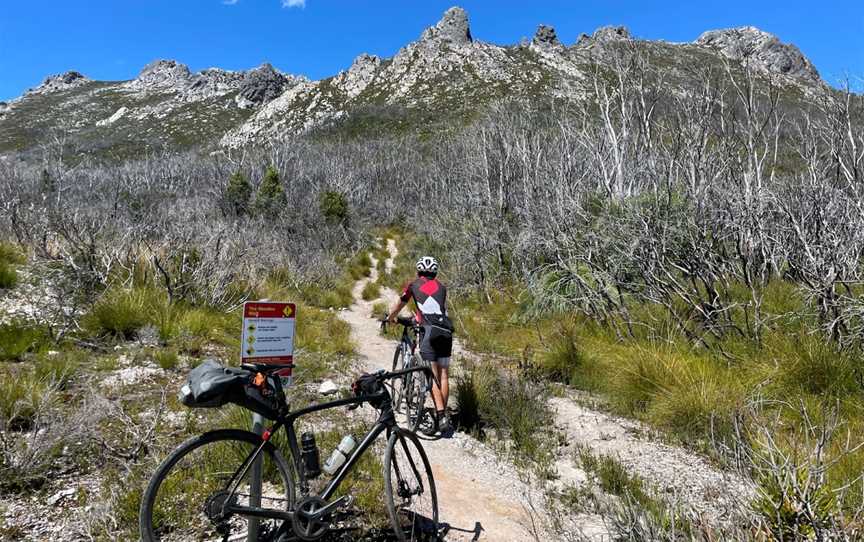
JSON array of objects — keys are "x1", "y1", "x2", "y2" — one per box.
[{"x1": 416, "y1": 256, "x2": 439, "y2": 274}]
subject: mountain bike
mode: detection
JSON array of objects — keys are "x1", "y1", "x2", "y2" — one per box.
[
  {"x1": 139, "y1": 364, "x2": 438, "y2": 542},
  {"x1": 382, "y1": 316, "x2": 436, "y2": 436}
]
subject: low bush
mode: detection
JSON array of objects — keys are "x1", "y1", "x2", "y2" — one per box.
[
  {"x1": 455, "y1": 360, "x2": 556, "y2": 472},
  {"x1": 154, "y1": 349, "x2": 179, "y2": 371},
  {"x1": 0, "y1": 320, "x2": 51, "y2": 362},
  {"x1": 361, "y1": 280, "x2": 381, "y2": 301},
  {"x1": 347, "y1": 252, "x2": 372, "y2": 280},
  {"x1": 82, "y1": 287, "x2": 152, "y2": 339},
  {"x1": 34, "y1": 350, "x2": 83, "y2": 390},
  {"x1": 0, "y1": 262, "x2": 17, "y2": 289},
  {"x1": 0, "y1": 369, "x2": 50, "y2": 431}
]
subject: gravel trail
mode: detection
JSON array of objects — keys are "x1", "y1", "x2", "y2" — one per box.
[{"x1": 339, "y1": 238, "x2": 754, "y2": 540}]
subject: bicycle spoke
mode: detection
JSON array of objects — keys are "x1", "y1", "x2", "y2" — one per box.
[
  {"x1": 386, "y1": 431, "x2": 438, "y2": 541},
  {"x1": 143, "y1": 432, "x2": 292, "y2": 542}
]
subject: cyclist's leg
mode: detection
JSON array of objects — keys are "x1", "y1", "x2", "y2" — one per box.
[
  {"x1": 429, "y1": 361, "x2": 445, "y2": 412},
  {"x1": 436, "y1": 360, "x2": 450, "y2": 411},
  {"x1": 419, "y1": 325, "x2": 443, "y2": 411}
]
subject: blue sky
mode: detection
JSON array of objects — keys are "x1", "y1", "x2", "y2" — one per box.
[{"x1": 1, "y1": 1, "x2": 862, "y2": 100}]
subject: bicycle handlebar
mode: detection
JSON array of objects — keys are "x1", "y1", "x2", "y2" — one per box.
[{"x1": 379, "y1": 315, "x2": 418, "y2": 331}]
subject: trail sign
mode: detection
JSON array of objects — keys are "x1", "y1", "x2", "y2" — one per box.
[{"x1": 241, "y1": 302, "x2": 296, "y2": 374}]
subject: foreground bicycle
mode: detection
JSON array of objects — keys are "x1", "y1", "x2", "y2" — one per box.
[
  {"x1": 382, "y1": 316, "x2": 436, "y2": 436},
  {"x1": 139, "y1": 362, "x2": 438, "y2": 542}
]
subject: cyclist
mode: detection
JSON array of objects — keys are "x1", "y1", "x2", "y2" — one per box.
[{"x1": 387, "y1": 256, "x2": 454, "y2": 434}]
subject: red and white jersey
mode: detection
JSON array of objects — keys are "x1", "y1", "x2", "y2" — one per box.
[{"x1": 400, "y1": 277, "x2": 447, "y2": 324}]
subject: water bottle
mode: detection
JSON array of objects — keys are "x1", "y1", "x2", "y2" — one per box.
[
  {"x1": 300, "y1": 432, "x2": 321, "y2": 479},
  {"x1": 322, "y1": 435, "x2": 357, "y2": 475}
]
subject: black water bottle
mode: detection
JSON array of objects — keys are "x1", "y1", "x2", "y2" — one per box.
[{"x1": 300, "y1": 432, "x2": 321, "y2": 479}]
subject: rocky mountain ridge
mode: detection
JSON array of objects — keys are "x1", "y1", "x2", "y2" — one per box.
[{"x1": 0, "y1": 6, "x2": 826, "y2": 158}]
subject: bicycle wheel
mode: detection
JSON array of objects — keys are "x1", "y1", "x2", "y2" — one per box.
[
  {"x1": 405, "y1": 359, "x2": 435, "y2": 435},
  {"x1": 140, "y1": 429, "x2": 295, "y2": 542},
  {"x1": 384, "y1": 428, "x2": 439, "y2": 541},
  {"x1": 390, "y1": 344, "x2": 406, "y2": 412}
]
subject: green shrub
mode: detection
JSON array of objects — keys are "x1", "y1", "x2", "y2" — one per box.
[
  {"x1": 0, "y1": 321, "x2": 51, "y2": 362},
  {"x1": 0, "y1": 241, "x2": 25, "y2": 266},
  {"x1": 347, "y1": 252, "x2": 373, "y2": 280},
  {"x1": 0, "y1": 262, "x2": 17, "y2": 289},
  {"x1": 254, "y1": 166, "x2": 287, "y2": 214},
  {"x1": 82, "y1": 288, "x2": 151, "y2": 339},
  {"x1": 370, "y1": 301, "x2": 388, "y2": 319},
  {"x1": 34, "y1": 351, "x2": 82, "y2": 390},
  {"x1": 0, "y1": 241, "x2": 24, "y2": 289},
  {"x1": 455, "y1": 371, "x2": 483, "y2": 433},
  {"x1": 223, "y1": 171, "x2": 253, "y2": 217},
  {"x1": 319, "y1": 190, "x2": 349, "y2": 225},
  {"x1": 0, "y1": 371, "x2": 48, "y2": 430},
  {"x1": 455, "y1": 361, "x2": 555, "y2": 470},
  {"x1": 154, "y1": 349, "x2": 179, "y2": 371},
  {"x1": 361, "y1": 280, "x2": 381, "y2": 301}
]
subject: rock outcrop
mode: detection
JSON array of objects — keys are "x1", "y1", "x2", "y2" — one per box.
[
  {"x1": 333, "y1": 54, "x2": 382, "y2": 99},
  {"x1": 131, "y1": 60, "x2": 192, "y2": 89},
  {"x1": 188, "y1": 68, "x2": 244, "y2": 97},
  {"x1": 575, "y1": 25, "x2": 632, "y2": 48},
  {"x1": 532, "y1": 25, "x2": 562, "y2": 49},
  {"x1": 29, "y1": 71, "x2": 91, "y2": 94},
  {"x1": 420, "y1": 6, "x2": 472, "y2": 45},
  {"x1": 237, "y1": 63, "x2": 292, "y2": 108},
  {"x1": 696, "y1": 27, "x2": 819, "y2": 81}
]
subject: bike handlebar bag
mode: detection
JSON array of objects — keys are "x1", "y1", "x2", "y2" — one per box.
[
  {"x1": 352, "y1": 373, "x2": 389, "y2": 408},
  {"x1": 178, "y1": 359, "x2": 251, "y2": 408}
]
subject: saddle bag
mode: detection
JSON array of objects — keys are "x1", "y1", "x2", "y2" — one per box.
[{"x1": 178, "y1": 360, "x2": 284, "y2": 419}]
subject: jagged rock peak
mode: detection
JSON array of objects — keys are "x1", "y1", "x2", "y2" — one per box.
[
  {"x1": 188, "y1": 68, "x2": 244, "y2": 94},
  {"x1": 533, "y1": 25, "x2": 561, "y2": 48},
  {"x1": 33, "y1": 71, "x2": 90, "y2": 93},
  {"x1": 350, "y1": 53, "x2": 381, "y2": 70},
  {"x1": 337, "y1": 53, "x2": 381, "y2": 99},
  {"x1": 696, "y1": 26, "x2": 819, "y2": 81},
  {"x1": 592, "y1": 26, "x2": 632, "y2": 42},
  {"x1": 134, "y1": 60, "x2": 191, "y2": 87},
  {"x1": 237, "y1": 63, "x2": 290, "y2": 108},
  {"x1": 420, "y1": 6, "x2": 472, "y2": 44}
]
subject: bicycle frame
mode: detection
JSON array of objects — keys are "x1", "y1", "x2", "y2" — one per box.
[{"x1": 218, "y1": 369, "x2": 420, "y2": 526}]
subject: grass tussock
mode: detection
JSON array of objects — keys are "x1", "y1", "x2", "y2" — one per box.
[
  {"x1": 0, "y1": 241, "x2": 25, "y2": 289},
  {"x1": 455, "y1": 359, "x2": 556, "y2": 473},
  {"x1": 0, "y1": 368, "x2": 51, "y2": 431},
  {"x1": 458, "y1": 286, "x2": 864, "y2": 518},
  {"x1": 361, "y1": 280, "x2": 381, "y2": 301},
  {"x1": 81, "y1": 286, "x2": 238, "y2": 347},
  {"x1": 0, "y1": 320, "x2": 52, "y2": 362}
]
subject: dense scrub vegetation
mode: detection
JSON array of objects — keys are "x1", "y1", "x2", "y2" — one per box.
[{"x1": 2, "y1": 47, "x2": 864, "y2": 538}]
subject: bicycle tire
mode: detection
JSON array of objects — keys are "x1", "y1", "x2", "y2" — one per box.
[
  {"x1": 139, "y1": 429, "x2": 295, "y2": 542},
  {"x1": 405, "y1": 358, "x2": 435, "y2": 435},
  {"x1": 390, "y1": 344, "x2": 406, "y2": 411},
  {"x1": 384, "y1": 428, "x2": 439, "y2": 541}
]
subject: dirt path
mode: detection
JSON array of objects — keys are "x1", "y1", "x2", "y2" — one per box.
[
  {"x1": 339, "y1": 239, "x2": 547, "y2": 541},
  {"x1": 339, "y1": 239, "x2": 753, "y2": 540}
]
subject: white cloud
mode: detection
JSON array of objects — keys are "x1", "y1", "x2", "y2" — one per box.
[{"x1": 222, "y1": 0, "x2": 239, "y2": 4}]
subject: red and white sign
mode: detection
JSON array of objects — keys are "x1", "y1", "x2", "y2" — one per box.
[{"x1": 241, "y1": 302, "x2": 296, "y2": 374}]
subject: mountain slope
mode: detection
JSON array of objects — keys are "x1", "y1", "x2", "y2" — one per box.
[{"x1": 0, "y1": 6, "x2": 827, "y2": 159}]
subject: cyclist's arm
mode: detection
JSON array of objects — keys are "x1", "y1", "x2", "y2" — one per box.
[
  {"x1": 386, "y1": 300, "x2": 407, "y2": 323},
  {"x1": 387, "y1": 281, "x2": 413, "y2": 323}
]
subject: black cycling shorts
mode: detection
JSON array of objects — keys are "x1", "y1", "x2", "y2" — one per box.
[{"x1": 419, "y1": 325, "x2": 453, "y2": 363}]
